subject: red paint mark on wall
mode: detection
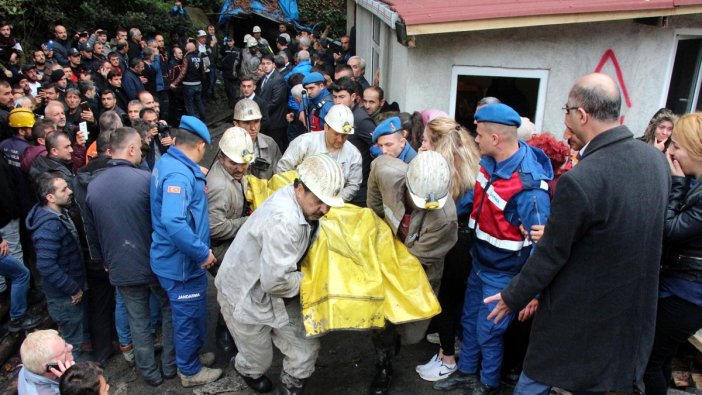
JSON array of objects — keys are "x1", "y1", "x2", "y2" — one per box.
[{"x1": 594, "y1": 49, "x2": 631, "y2": 124}]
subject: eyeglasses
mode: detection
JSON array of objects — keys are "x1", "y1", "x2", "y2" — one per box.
[{"x1": 562, "y1": 104, "x2": 580, "y2": 114}]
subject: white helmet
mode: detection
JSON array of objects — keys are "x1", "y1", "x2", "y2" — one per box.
[
  {"x1": 324, "y1": 104, "x2": 354, "y2": 135},
  {"x1": 253, "y1": 26, "x2": 262, "y2": 33},
  {"x1": 246, "y1": 37, "x2": 258, "y2": 48},
  {"x1": 219, "y1": 127, "x2": 254, "y2": 164},
  {"x1": 234, "y1": 99, "x2": 262, "y2": 121},
  {"x1": 297, "y1": 154, "x2": 345, "y2": 208},
  {"x1": 406, "y1": 151, "x2": 451, "y2": 210}
]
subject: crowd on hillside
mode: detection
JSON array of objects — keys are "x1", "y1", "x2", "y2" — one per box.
[{"x1": 1, "y1": 4, "x2": 701, "y2": 395}]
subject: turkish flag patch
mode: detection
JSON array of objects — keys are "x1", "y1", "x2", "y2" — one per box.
[{"x1": 167, "y1": 186, "x2": 181, "y2": 194}]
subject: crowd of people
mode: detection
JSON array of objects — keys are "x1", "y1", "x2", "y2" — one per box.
[{"x1": 1, "y1": 7, "x2": 702, "y2": 395}]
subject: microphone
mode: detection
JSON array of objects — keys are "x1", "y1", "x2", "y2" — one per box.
[{"x1": 301, "y1": 89, "x2": 307, "y2": 96}]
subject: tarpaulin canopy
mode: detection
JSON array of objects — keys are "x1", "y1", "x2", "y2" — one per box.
[
  {"x1": 245, "y1": 172, "x2": 441, "y2": 337},
  {"x1": 218, "y1": 0, "x2": 310, "y2": 31}
]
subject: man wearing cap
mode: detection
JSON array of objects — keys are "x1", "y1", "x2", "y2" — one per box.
[
  {"x1": 252, "y1": 26, "x2": 271, "y2": 53},
  {"x1": 233, "y1": 98, "x2": 280, "y2": 180},
  {"x1": 170, "y1": 42, "x2": 207, "y2": 121},
  {"x1": 20, "y1": 63, "x2": 41, "y2": 97},
  {"x1": 216, "y1": 153, "x2": 345, "y2": 395},
  {"x1": 240, "y1": 38, "x2": 262, "y2": 81},
  {"x1": 278, "y1": 104, "x2": 362, "y2": 202},
  {"x1": 434, "y1": 103, "x2": 552, "y2": 395},
  {"x1": 300, "y1": 72, "x2": 333, "y2": 132},
  {"x1": 372, "y1": 116, "x2": 416, "y2": 164},
  {"x1": 67, "y1": 48, "x2": 84, "y2": 81},
  {"x1": 330, "y1": 76, "x2": 375, "y2": 206},
  {"x1": 366, "y1": 150, "x2": 458, "y2": 395},
  {"x1": 206, "y1": 127, "x2": 253, "y2": 355},
  {"x1": 150, "y1": 115, "x2": 222, "y2": 387}
]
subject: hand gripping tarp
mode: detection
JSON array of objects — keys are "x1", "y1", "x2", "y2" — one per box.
[{"x1": 245, "y1": 172, "x2": 441, "y2": 337}]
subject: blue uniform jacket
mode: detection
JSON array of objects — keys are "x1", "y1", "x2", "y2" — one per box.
[
  {"x1": 150, "y1": 146, "x2": 210, "y2": 282},
  {"x1": 472, "y1": 141, "x2": 553, "y2": 288},
  {"x1": 301, "y1": 87, "x2": 333, "y2": 129}
]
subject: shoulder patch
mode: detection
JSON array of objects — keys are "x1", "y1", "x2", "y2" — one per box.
[{"x1": 167, "y1": 186, "x2": 181, "y2": 194}]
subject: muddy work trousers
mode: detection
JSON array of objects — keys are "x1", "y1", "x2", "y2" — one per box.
[{"x1": 218, "y1": 292, "x2": 320, "y2": 381}]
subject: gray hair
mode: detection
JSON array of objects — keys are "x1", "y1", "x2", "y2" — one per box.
[
  {"x1": 299, "y1": 36, "x2": 311, "y2": 48},
  {"x1": 291, "y1": 84, "x2": 304, "y2": 101},
  {"x1": 296, "y1": 50, "x2": 310, "y2": 61},
  {"x1": 349, "y1": 56, "x2": 366, "y2": 71}
]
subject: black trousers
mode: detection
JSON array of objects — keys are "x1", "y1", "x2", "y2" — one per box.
[
  {"x1": 87, "y1": 274, "x2": 116, "y2": 364},
  {"x1": 436, "y1": 230, "x2": 473, "y2": 356},
  {"x1": 644, "y1": 295, "x2": 702, "y2": 395}
]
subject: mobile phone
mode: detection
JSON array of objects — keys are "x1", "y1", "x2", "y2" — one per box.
[
  {"x1": 46, "y1": 363, "x2": 59, "y2": 373},
  {"x1": 79, "y1": 122, "x2": 89, "y2": 140},
  {"x1": 80, "y1": 101, "x2": 89, "y2": 112}
]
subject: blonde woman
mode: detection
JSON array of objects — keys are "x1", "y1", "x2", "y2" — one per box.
[
  {"x1": 415, "y1": 117, "x2": 481, "y2": 381},
  {"x1": 645, "y1": 113, "x2": 702, "y2": 394}
]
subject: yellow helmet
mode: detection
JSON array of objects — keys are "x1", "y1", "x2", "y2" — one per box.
[{"x1": 8, "y1": 108, "x2": 35, "y2": 128}]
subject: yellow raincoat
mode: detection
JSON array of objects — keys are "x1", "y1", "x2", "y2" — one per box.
[{"x1": 245, "y1": 172, "x2": 441, "y2": 337}]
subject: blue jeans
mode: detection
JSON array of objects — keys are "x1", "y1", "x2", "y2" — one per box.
[
  {"x1": 182, "y1": 83, "x2": 206, "y2": 121},
  {"x1": 115, "y1": 289, "x2": 162, "y2": 345},
  {"x1": 119, "y1": 283, "x2": 176, "y2": 381},
  {"x1": 515, "y1": 372, "x2": 605, "y2": 395},
  {"x1": 158, "y1": 274, "x2": 207, "y2": 376},
  {"x1": 46, "y1": 295, "x2": 86, "y2": 360},
  {"x1": 0, "y1": 219, "x2": 24, "y2": 292},
  {"x1": 207, "y1": 68, "x2": 217, "y2": 97},
  {"x1": 0, "y1": 253, "x2": 30, "y2": 320},
  {"x1": 458, "y1": 270, "x2": 515, "y2": 388}
]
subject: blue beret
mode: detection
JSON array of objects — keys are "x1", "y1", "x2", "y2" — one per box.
[
  {"x1": 302, "y1": 72, "x2": 325, "y2": 85},
  {"x1": 372, "y1": 116, "x2": 402, "y2": 143},
  {"x1": 474, "y1": 103, "x2": 522, "y2": 127},
  {"x1": 178, "y1": 116, "x2": 211, "y2": 144}
]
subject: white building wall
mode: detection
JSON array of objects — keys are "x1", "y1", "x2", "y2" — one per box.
[{"x1": 357, "y1": 14, "x2": 702, "y2": 137}]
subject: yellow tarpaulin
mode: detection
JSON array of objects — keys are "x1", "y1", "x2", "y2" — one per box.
[{"x1": 245, "y1": 172, "x2": 441, "y2": 337}]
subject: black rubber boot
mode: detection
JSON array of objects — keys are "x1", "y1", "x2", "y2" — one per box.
[
  {"x1": 368, "y1": 348, "x2": 393, "y2": 395},
  {"x1": 276, "y1": 371, "x2": 306, "y2": 395},
  {"x1": 215, "y1": 313, "x2": 236, "y2": 355}
]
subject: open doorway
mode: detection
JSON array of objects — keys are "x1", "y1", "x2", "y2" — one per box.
[
  {"x1": 450, "y1": 66, "x2": 548, "y2": 133},
  {"x1": 666, "y1": 36, "x2": 702, "y2": 114}
]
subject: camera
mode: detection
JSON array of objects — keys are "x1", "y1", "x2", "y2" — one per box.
[
  {"x1": 251, "y1": 157, "x2": 270, "y2": 172},
  {"x1": 156, "y1": 123, "x2": 170, "y2": 138}
]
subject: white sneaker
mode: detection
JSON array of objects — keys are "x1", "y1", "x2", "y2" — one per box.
[
  {"x1": 426, "y1": 332, "x2": 440, "y2": 344},
  {"x1": 415, "y1": 353, "x2": 440, "y2": 374},
  {"x1": 418, "y1": 359, "x2": 457, "y2": 382}
]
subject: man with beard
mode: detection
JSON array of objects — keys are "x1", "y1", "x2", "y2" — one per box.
[
  {"x1": 232, "y1": 99, "x2": 279, "y2": 180},
  {"x1": 32, "y1": 49, "x2": 50, "y2": 80},
  {"x1": 50, "y1": 25, "x2": 71, "y2": 66},
  {"x1": 25, "y1": 172, "x2": 88, "y2": 361}
]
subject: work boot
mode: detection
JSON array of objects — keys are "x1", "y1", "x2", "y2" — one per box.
[
  {"x1": 178, "y1": 366, "x2": 223, "y2": 387},
  {"x1": 433, "y1": 370, "x2": 479, "y2": 391},
  {"x1": 368, "y1": 348, "x2": 393, "y2": 395},
  {"x1": 8, "y1": 314, "x2": 42, "y2": 332},
  {"x1": 277, "y1": 371, "x2": 306, "y2": 395},
  {"x1": 199, "y1": 352, "x2": 216, "y2": 367},
  {"x1": 465, "y1": 382, "x2": 500, "y2": 395},
  {"x1": 215, "y1": 313, "x2": 236, "y2": 354}
]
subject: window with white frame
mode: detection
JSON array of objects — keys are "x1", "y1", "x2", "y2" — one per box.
[
  {"x1": 665, "y1": 32, "x2": 702, "y2": 114},
  {"x1": 449, "y1": 66, "x2": 549, "y2": 132}
]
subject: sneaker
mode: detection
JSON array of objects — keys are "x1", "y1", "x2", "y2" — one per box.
[
  {"x1": 415, "y1": 354, "x2": 440, "y2": 374},
  {"x1": 426, "y1": 332, "x2": 440, "y2": 344},
  {"x1": 179, "y1": 366, "x2": 223, "y2": 388},
  {"x1": 120, "y1": 343, "x2": 135, "y2": 367},
  {"x1": 8, "y1": 314, "x2": 42, "y2": 332},
  {"x1": 199, "y1": 352, "x2": 215, "y2": 367},
  {"x1": 418, "y1": 359, "x2": 457, "y2": 382}
]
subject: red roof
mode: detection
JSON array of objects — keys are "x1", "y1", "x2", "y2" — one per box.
[{"x1": 383, "y1": 0, "x2": 702, "y2": 26}]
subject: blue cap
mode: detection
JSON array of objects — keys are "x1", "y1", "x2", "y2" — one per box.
[
  {"x1": 302, "y1": 72, "x2": 325, "y2": 86},
  {"x1": 474, "y1": 103, "x2": 522, "y2": 127},
  {"x1": 372, "y1": 116, "x2": 402, "y2": 143},
  {"x1": 178, "y1": 116, "x2": 211, "y2": 144}
]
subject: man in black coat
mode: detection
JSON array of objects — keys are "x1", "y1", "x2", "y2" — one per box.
[
  {"x1": 256, "y1": 54, "x2": 288, "y2": 151},
  {"x1": 485, "y1": 73, "x2": 670, "y2": 393}
]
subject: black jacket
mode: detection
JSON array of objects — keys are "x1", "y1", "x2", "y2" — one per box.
[
  {"x1": 257, "y1": 70, "x2": 288, "y2": 130},
  {"x1": 0, "y1": 156, "x2": 20, "y2": 228},
  {"x1": 501, "y1": 126, "x2": 671, "y2": 392},
  {"x1": 661, "y1": 175, "x2": 702, "y2": 281},
  {"x1": 347, "y1": 104, "x2": 376, "y2": 207}
]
